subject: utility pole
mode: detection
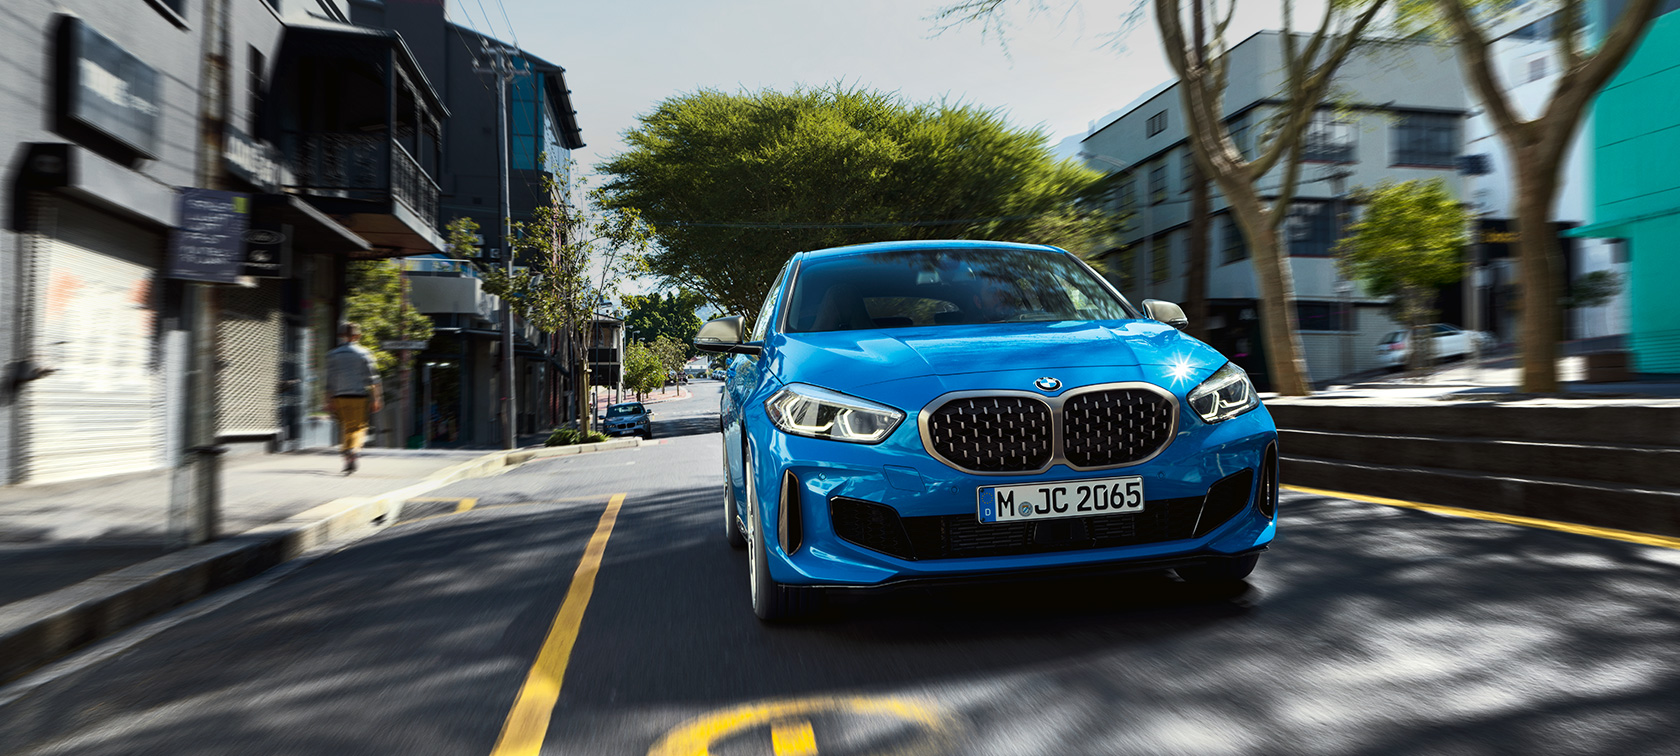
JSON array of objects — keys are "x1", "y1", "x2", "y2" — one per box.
[
  {"x1": 475, "y1": 43, "x2": 527, "y2": 450},
  {"x1": 172, "y1": 0, "x2": 231, "y2": 546}
]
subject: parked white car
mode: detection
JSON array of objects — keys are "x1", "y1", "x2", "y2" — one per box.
[{"x1": 1377, "y1": 324, "x2": 1495, "y2": 369}]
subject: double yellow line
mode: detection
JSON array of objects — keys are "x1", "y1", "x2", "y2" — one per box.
[{"x1": 489, "y1": 492, "x2": 627, "y2": 756}]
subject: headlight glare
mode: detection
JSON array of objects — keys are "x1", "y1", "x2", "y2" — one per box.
[
  {"x1": 765, "y1": 384, "x2": 904, "y2": 444},
  {"x1": 1187, "y1": 362, "x2": 1259, "y2": 424}
]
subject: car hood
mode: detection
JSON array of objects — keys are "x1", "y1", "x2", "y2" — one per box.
[{"x1": 768, "y1": 320, "x2": 1225, "y2": 391}]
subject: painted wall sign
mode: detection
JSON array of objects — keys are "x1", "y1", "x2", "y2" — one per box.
[
  {"x1": 168, "y1": 189, "x2": 251, "y2": 283},
  {"x1": 56, "y1": 16, "x2": 161, "y2": 157}
]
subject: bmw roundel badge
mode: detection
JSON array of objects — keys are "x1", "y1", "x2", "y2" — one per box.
[{"x1": 1034, "y1": 376, "x2": 1062, "y2": 392}]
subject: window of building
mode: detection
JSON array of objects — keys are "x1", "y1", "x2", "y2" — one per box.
[
  {"x1": 1527, "y1": 56, "x2": 1548, "y2": 82},
  {"x1": 1392, "y1": 112, "x2": 1461, "y2": 168},
  {"x1": 147, "y1": 0, "x2": 188, "y2": 21},
  {"x1": 1221, "y1": 215, "x2": 1248, "y2": 264},
  {"x1": 247, "y1": 47, "x2": 266, "y2": 134},
  {"x1": 1115, "y1": 176, "x2": 1137, "y2": 213},
  {"x1": 1303, "y1": 111, "x2": 1356, "y2": 163},
  {"x1": 1296, "y1": 302, "x2": 1346, "y2": 331},
  {"x1": 1286, "y1": 202, "x2": 1338, "y2": 257},
  {"x1": 1509, "y1": 12, "x2": 1555, "y2": 42},
  {"x1": 1148, "y1": 163, "x2": 1168, "y2": 204},
  {"x1": 1117, "y1": 248, "x2": 1137, "y2": 291},
  {"x1": 1151, "y1": 236, "x2": 1171, "y2": 283},
  {"x1": 1147, "y1": 110, "x2": 1168, "y2": 137},
  {"x1": 1226, "y1": 111, "x2": 1255, "y2": 161},
  {"x1": 1181, "y1": 151, "x2": 1197, "y2": 193}
]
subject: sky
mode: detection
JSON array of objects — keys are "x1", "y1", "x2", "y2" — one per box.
[{"x1": 451, "y1": 0, "x2": 1330, "y2": 177}]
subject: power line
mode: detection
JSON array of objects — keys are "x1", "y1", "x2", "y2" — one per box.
[{"x1": 492, "y1": 0, "x2": 520, "y2": 50}]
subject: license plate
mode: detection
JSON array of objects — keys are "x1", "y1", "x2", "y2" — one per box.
[{"x1": 977, "y1": 476, "x2": 1144, "y2": 523}]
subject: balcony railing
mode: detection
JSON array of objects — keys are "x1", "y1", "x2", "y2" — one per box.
[{"x1": 284, "y1": 131, "x2": 439, "y2": 225}]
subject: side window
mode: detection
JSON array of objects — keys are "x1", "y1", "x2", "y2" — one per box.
[{"x1": 749, "y1": 264, "x2": 789, "y2": 342}]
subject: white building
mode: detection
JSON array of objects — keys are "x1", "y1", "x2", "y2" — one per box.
[
  {"x1": 1463, "y1": 1, "x2": 1628, "y2": 343},
  {"x1": 1081, "y1": 31, "x2": 1469, "y2": 386}
]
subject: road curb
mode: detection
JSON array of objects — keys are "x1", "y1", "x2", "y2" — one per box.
[{"x1": 0, "y1": 438, "x2": 642, "y2": 684}]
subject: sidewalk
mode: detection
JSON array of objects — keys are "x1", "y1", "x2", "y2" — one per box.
[
  {"x1": 592, "y1": 383, "x2": 694, "y2": 414},
  {"x1": 1293, "y1": 349, "x2": 1680, "y2": 403},
  {"x1": 0, "y1": 449, "x2": 484, "y2": 609}
]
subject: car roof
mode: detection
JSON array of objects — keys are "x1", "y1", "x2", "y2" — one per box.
[{"x1": 795, "y1": 239, "x2": 1067, "y2": 261}]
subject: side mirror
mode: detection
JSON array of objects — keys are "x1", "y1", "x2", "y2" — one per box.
[
  {"x1": 1142, "y1": 299, "x2": 1189, "y2": 330},
  {"x1": 693, "y1": 315, "x2": 763, "y2": 355}
]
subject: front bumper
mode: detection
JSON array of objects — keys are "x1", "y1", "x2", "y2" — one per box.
[
  {"x1": 604, "y1": 423, "x2": 647, "y2": 436},
  {"x1": 746, "y1": 398, "x2": 1278, "y2": 588}
]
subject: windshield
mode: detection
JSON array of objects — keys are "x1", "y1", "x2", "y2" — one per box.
[
  {"x1": 607, "y1": 404, "x2": 645, "y2": 417},
  {"x1": 783, "y1": 248, "x2": 1132, "y2": 334}
]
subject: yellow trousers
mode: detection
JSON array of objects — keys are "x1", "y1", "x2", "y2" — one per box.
[{"x1": 332, "y1": 396, "x2": 371, "y2": 453}]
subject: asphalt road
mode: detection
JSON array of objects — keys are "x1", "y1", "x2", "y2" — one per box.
[{"x1": 3, "y1": 381, "x2": 1679, "y2": 755}]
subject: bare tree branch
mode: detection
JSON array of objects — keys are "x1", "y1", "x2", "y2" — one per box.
[{"x1": 1435, "y1": 0, "x2": 1523, "y2": 137}]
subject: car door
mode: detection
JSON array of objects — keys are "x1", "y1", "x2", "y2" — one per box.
[
  {"x1": 724, "y1": 261, "x2": 793, "y2": 505},
  {"x1": 1433, "y1": 324, "x2": 1466, "y2": 358}
]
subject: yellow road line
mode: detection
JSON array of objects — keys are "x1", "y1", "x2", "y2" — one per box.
[
  {"x1": 489, "y1": 492, "x2": 627, "y2": 756},
  {"x1": 455, "y1": 498, "x2": 478, "y2": 513},
  {"x1": 1283, "y1": 485, "x2": 1680, "y2": 550},
  {"x1": 771, "y1": 719, "x2": 818, "y2": 756}
]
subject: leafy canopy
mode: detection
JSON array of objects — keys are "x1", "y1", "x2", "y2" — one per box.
[
  {"x1": 623, "y1": 290, "x2": 707, "y2": 357},
  {"x1": 344, "y1": 259, "x2": 434, "y2": 378},
  {"x1": 596, "y1": 85, "x2": 1112, "y2": 320},
  {"x1": 1337, "y1": 178, "x2": 1468, "y2": 336}
]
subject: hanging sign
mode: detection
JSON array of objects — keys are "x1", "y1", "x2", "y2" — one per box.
[{"x1": 167, "y1": 188, "x2": 250, "y2": 283}]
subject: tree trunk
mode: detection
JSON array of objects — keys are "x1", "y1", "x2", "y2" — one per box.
[
  {"x1": 1221, "y1": 185, "x2": 1312, "y2": 395},
  {"x1": 1184, "y1": 170, "x2": 1211, "y2": 341},
  {"x1": 1514, "y1": 154, "x2": 1563, "y2": 393}
]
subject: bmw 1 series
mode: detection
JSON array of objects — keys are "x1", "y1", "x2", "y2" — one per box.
[{"x1": 695, "y1": 240, "x2": 1279, "y2": 620}]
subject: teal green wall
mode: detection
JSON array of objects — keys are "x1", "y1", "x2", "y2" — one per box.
[{"x1": 1592, "y1": 11, "x2": 1680, "y2": 372}]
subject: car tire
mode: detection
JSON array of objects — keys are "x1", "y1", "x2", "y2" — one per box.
[
  {"x1": 744, "y1": 443, "x2": 820, "y2": 621},
  {"x1": 642, "y1": 427, "x2": 653, "y2": 439},
  {"x1": 723, "y1": 441, "x2": 746, "y2": 550},
  {"x1": 1176, "y1": 554, "x2": 1260, "y2": 583}
]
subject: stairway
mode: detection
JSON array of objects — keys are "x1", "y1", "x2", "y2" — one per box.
[{"x1": 1267, "y1": 400, "x2": 1680, "y2": 537}]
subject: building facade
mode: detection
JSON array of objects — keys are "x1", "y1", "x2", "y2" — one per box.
[
  {"x1": 1081, "y1": 32, "x2": 1469, "y2": 387},
  {"x1": 1570, "y1": 0, "x2": 1680, "y2": 372},
  {"x1": 2, "y1": 0, "x2": 449, "y2": 484},
  {"x1": 349, "y1": 0, "x2": 588, "y2": 446}
]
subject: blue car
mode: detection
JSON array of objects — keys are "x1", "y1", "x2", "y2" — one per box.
[{"x1": 695, "y1": 240, "x2": 1278, "y2": 620}]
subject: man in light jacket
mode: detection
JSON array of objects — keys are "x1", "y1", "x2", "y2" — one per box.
[{"x1": 326, "y1": 322, "x2": 382, "y2": 474}]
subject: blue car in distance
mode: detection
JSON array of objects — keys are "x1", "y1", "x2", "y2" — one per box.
[{"x1": 695, "y1": 240, "x2": 1279, "y2": 620}]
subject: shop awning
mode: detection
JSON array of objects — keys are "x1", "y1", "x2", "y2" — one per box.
[{"x1": 1564, "y1": 206, "x2": 1680, "y2": 238}]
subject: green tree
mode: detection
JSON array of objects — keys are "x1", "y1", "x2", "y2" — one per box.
[
  {"x1": 465, "y1": 165, "x2": 654, "y2": 432},
  {"x1": 648, "y1": 335, "x2": 690, "y2": 385},
  {"x1": 596, "y1": 85, "x2": 1113, "y2": 323},
  {"x1": 624, "y1": 290, "x2": 706, "y2": 356},
  {"x1": 343, "y1": 259, "x2": 434, "y2": 382},
  {"x1": 1336, "y1": 179, "x2": 1469, "y2": 370},
  {"x1": 623, "y1": 340, "x2": 665, "y2": 399}
]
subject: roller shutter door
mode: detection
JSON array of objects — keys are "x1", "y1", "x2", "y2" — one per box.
[
  {"x1": 217, "y1": 280, "x2": 283, "y2": 436},
  {"x1": 20, "y1": 198, "x2": 166, "y2": 483}
]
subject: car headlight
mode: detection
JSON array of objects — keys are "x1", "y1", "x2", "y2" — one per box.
[
  {"x1": 1187, "y1": 362, "x2": 1259, "y2": 424},
  {"x1": 765, "y1": 383, "x2": 904, "y2": 444}
]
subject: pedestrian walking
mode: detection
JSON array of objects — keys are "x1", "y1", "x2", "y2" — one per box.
[{"x1": 326, "y1": 322, "x2": 382, "y2": 474}]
